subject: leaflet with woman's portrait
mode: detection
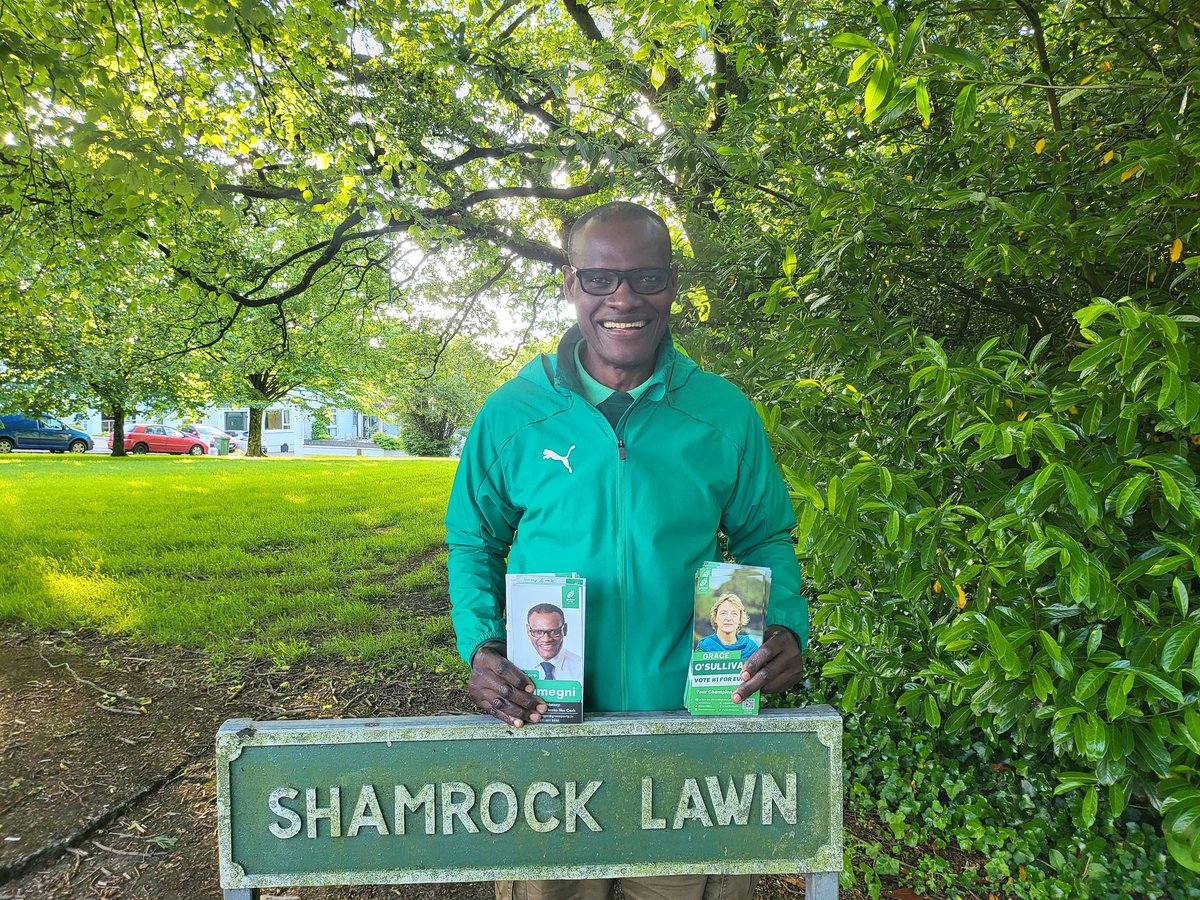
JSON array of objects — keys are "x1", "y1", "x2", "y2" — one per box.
[{"x1": 685, "y1": 562, "x2": 770, "y2": 716}]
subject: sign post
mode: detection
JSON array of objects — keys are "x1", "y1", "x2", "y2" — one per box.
[{"x1": 217, "y1": 708, "x2": 842, "y2": 898}]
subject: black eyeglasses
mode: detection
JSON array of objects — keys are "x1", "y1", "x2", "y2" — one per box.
[
  {"x1": 528, "y1": 627, "x2": 565, "y2": 638},
  {"x1": 568, "y1": 267, "x2": 672, "y2": 296}
]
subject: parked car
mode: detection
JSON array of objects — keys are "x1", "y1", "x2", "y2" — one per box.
[
  {"x1": 183, "y1": 423, "x2": 238, "y2": 452},
  {"x1": 108, "y1": 424, "x2": 208, "y2": 455},
  {"x1": 229, "y1": 430, "x2": 249, "y2": 453},
  {"x1": 0, "y1": 414, "x2": 93, "y2": 454}
]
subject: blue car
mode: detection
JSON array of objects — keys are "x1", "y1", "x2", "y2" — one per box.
[{"x1": 0, "y1": 414, "x2": 94, "y2": 454}]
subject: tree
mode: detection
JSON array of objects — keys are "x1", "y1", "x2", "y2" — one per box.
[
  {"x1": 395, "y1": 336, "x2": 502, "y2": 456},
  {"x1": 0, "y1": 252, "x2": 214, "y2": 455}
]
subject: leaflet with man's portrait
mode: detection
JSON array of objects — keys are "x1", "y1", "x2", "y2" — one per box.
[{"x1": 505, "y1": 573, "x2": 586, "y2": 724}]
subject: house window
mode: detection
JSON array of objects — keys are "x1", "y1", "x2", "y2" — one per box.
[
  {"x1": 224, "y1": 411, "x2": 249, "y2": 433},
  {"x1": 265, "y1": 409, "x2": 291, "y2": 431}
]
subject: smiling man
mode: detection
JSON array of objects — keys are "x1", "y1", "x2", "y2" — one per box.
[
  {"x1": 445, "y1": 202, "x2": 808, "y2": 900},
  {"x1": 524, "y1": 603, "x2": 583, "y2": 681}
]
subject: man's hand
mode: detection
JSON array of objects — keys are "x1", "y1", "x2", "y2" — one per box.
[
  {"x1": 732, "y1": 626, "x2": 804, "y2": 704},
  {"x1": 468, "y1": 643, "x2": 547, "y2": 728}
]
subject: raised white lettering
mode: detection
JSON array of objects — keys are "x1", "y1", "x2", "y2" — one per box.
[
  {"x1": 395, "y1": 784, "x2": 435, "y2": 835},
  {"x1": 267, "y1": 787, "x2": 301, "y2": 839},
  {"x1": 672, "y1": 778, "x2": 713, "y2": 829},
  {"x1": 524, "y1": 782, "x2": 560, "y2": 833},
  {"x1": 565, "y1": 780, "x2": 603, "y2": 833},
  {"x1": 440, "y1": 782, "x2": 479, "y2": 834},
  {"x1": 306, "y1": 787, "x2": 342, "y2": 838},
  {"x1": 640, "y1": 777, "x2": 666, "y2": 830},
  {"x1": 761, "y1": 773, "x2": 797, "y2": 825},
  {"x1": 479, "y1": 782, "x2": 518, "y2": 834},
  {"x1": 705, "y1": 775, "x2": 756, "y2": 826},
  {"x1": 347, "y1": 784, "x2": 389, "y2": 836}
]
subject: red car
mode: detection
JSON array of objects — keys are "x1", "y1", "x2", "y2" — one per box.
[{"x1": 108, "y1": 424, "x2": 209, "y2": 456}]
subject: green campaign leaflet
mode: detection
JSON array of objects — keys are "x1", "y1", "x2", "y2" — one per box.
[
  {"x1": 506, "y1": 574, "x2": 585, "y2": 724},
  {"x1": 686, "y1": 562, "x2": 771, "y2": 717}
]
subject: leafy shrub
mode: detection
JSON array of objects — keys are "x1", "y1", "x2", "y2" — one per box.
[
  {"x1": 832, "y1": 706, "x2": 1199, "y2": 898},
  {"x1": 371, "y1": 431, "x2": 403, "y2": 451},
  {"x1": 397, "y1": 399, "x2": 456, "y2": 456},
  {"x1": 310, "y1": 413, "x2": 331, "y2": 441},
  {"x1": 731, "y1": 296, "x2": 1198, "y2": 869}
]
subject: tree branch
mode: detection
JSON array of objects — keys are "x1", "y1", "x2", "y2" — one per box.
[{"x1": 1013, "y1": 0, "x2": 1063, "y2": 131}]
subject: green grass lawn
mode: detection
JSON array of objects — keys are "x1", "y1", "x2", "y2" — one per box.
[{"x1": 0, "y1": 454, "x2": 462, "y2": 673}]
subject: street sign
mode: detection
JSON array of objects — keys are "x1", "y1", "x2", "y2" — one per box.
[{"x1": 217, "y1": 708, "x2": 841, "y2": 891}]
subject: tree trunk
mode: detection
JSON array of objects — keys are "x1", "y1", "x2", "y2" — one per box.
[
  {"x1": 247, "y1": 407, "x2": 265, "y2": 457},
  {"x1": 109, "y1": 406, "x2": 127, "y2": 458}
]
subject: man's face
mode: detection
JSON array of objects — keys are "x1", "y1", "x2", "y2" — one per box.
[
  {"x1": 527, "y1": 611, "x2": 566, "y2": 660},
  {"x1": 715, "y1": 601, "x2": 741, "y2": 635},
  {"x1": 563, "y1": 217, "x2": 677, "y2": 389}
]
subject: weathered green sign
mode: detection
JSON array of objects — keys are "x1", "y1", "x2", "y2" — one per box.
[{"x1": 216, "y1": 708, "x2": 842, "y2": 891}]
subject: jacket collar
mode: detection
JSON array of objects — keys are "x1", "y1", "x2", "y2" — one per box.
[{"x1": 537, "y1": 324, "x2": 691, "y2": 402}]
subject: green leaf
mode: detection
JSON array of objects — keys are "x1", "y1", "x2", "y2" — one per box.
[
  {"x1": 1166, "y1": 802, "x2": 1200, "y2": 838},
  {"x1": 952, "y1": 85, "x2": 977, "y2": 139},
  {"x1": 1025, "y1": 544, "x2": 1062, "y2": 570},
  {"x1": 783, "y1": 247, "x2": 797, "y2": 278},
  {"x1": 915, "y1": 80, "x2": 932, "y2": 126},
  {"x1": 1176, "y1": 382, "x2": 1200, "y2": 426},
  {"x1": 650, "y1": 61, "x2": 667, "y2": 89},
  {"x1": 924, "y1": 694, "x2": 941, "y2": 727},
  {"x1": 1037, "y1": 630, "x2": 1064, "y2": 664},
  {"x1": 900, "y1": 13, "x2": 925, "y2": 65},
  {"x1": 1105, "y1": 672, "x2": 1130, "y2": 719},
  {"x1": 1032, "y1": 665, "x2": 1053, "y2": 701},
  {"x1": 832, "y1": 33, "x2": 880, "y2": 52},
  {"x1": 1055, "y1": 771, "x2": 1097, "y2": 795},
  {"x1": 1173, "y1": 576, "x2": 1190, "y2": 617},
  {"x1": 1136, "y1": 670, "x2": 1185, "y2": 705},
  {"x1": 1110, "y1": 779, "x2": 1129, "y2": 817},
  {"x1": 929, "y1": 44, "x2": 986, "y2": 74},
  {"x1": 1186, "y1": 710, "x2": 1200, "y2": 749},
  {"x1": 864, "y1": 60, "x2": 892, "y2": 122},
  {"x1": 873, "y1": 4, "x2": 900, "y2": 50},
  {"x1": 1081, "y1": 401, "x2": 1103, "y2": 435},
  {"x1": 203, "y1": 14, "x2": 234, "y2": 36},
  {"x1": 1071, "y1": 339, "x2": 1122, "y2": 375},
  {"x1": 1114, "y1": 473, "x2": 1151, "y2": 518},
  {"x1": 921, "y1": 335, "x2": 948, "y2": 367},
  {"x1": 985, "y1": 618, "x2": 1018, "y2": 673},
  {"x1": 1074, "y1": 667, "x2": 1106, "y2": 701},
  {"x1": 1159, "y1": 469, "x2": 1182, "y2": 508},
  {"x1": 1080, "y1": 786, "x2": 1098, "y2": 828},
  {"x1": 1061, "y1": 466, "x2": 1099, "y2": 527},
  {"x1": 1116, "y1": 415, "x2": 1137, "y2": 455},
  {"x1": 1161, "y1": 624, "x2": 1200, "y2": 672},
  {"x1": 1136, "y1": 727, "x2": 1173, "y2": 778},
  {"x1": 848, "y1": 51, "x2": 875, "y2": 84},
  {"x1": 1158, "y1": 368, "x2": 1182, "y2": 411},
  {"x1": 1119, "y1": 331, "x2": 1153, "y2": 375}
]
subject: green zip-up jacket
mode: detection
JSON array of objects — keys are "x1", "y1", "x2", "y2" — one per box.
[{"x1": 445, "y1": 327, "x2": 807, "y2": 712}]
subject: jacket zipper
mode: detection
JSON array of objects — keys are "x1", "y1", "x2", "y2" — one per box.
[
  {"x1": 616, "y1": 432, "x2": 628, "y2": 709},
  {"x1": 559, "y1": 367, "x2": 639, "y2": 710}
]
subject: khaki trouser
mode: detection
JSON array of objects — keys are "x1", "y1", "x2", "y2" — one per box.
[{"x1": 495, "y1": 875, "x2": 757, "y2": 900}]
